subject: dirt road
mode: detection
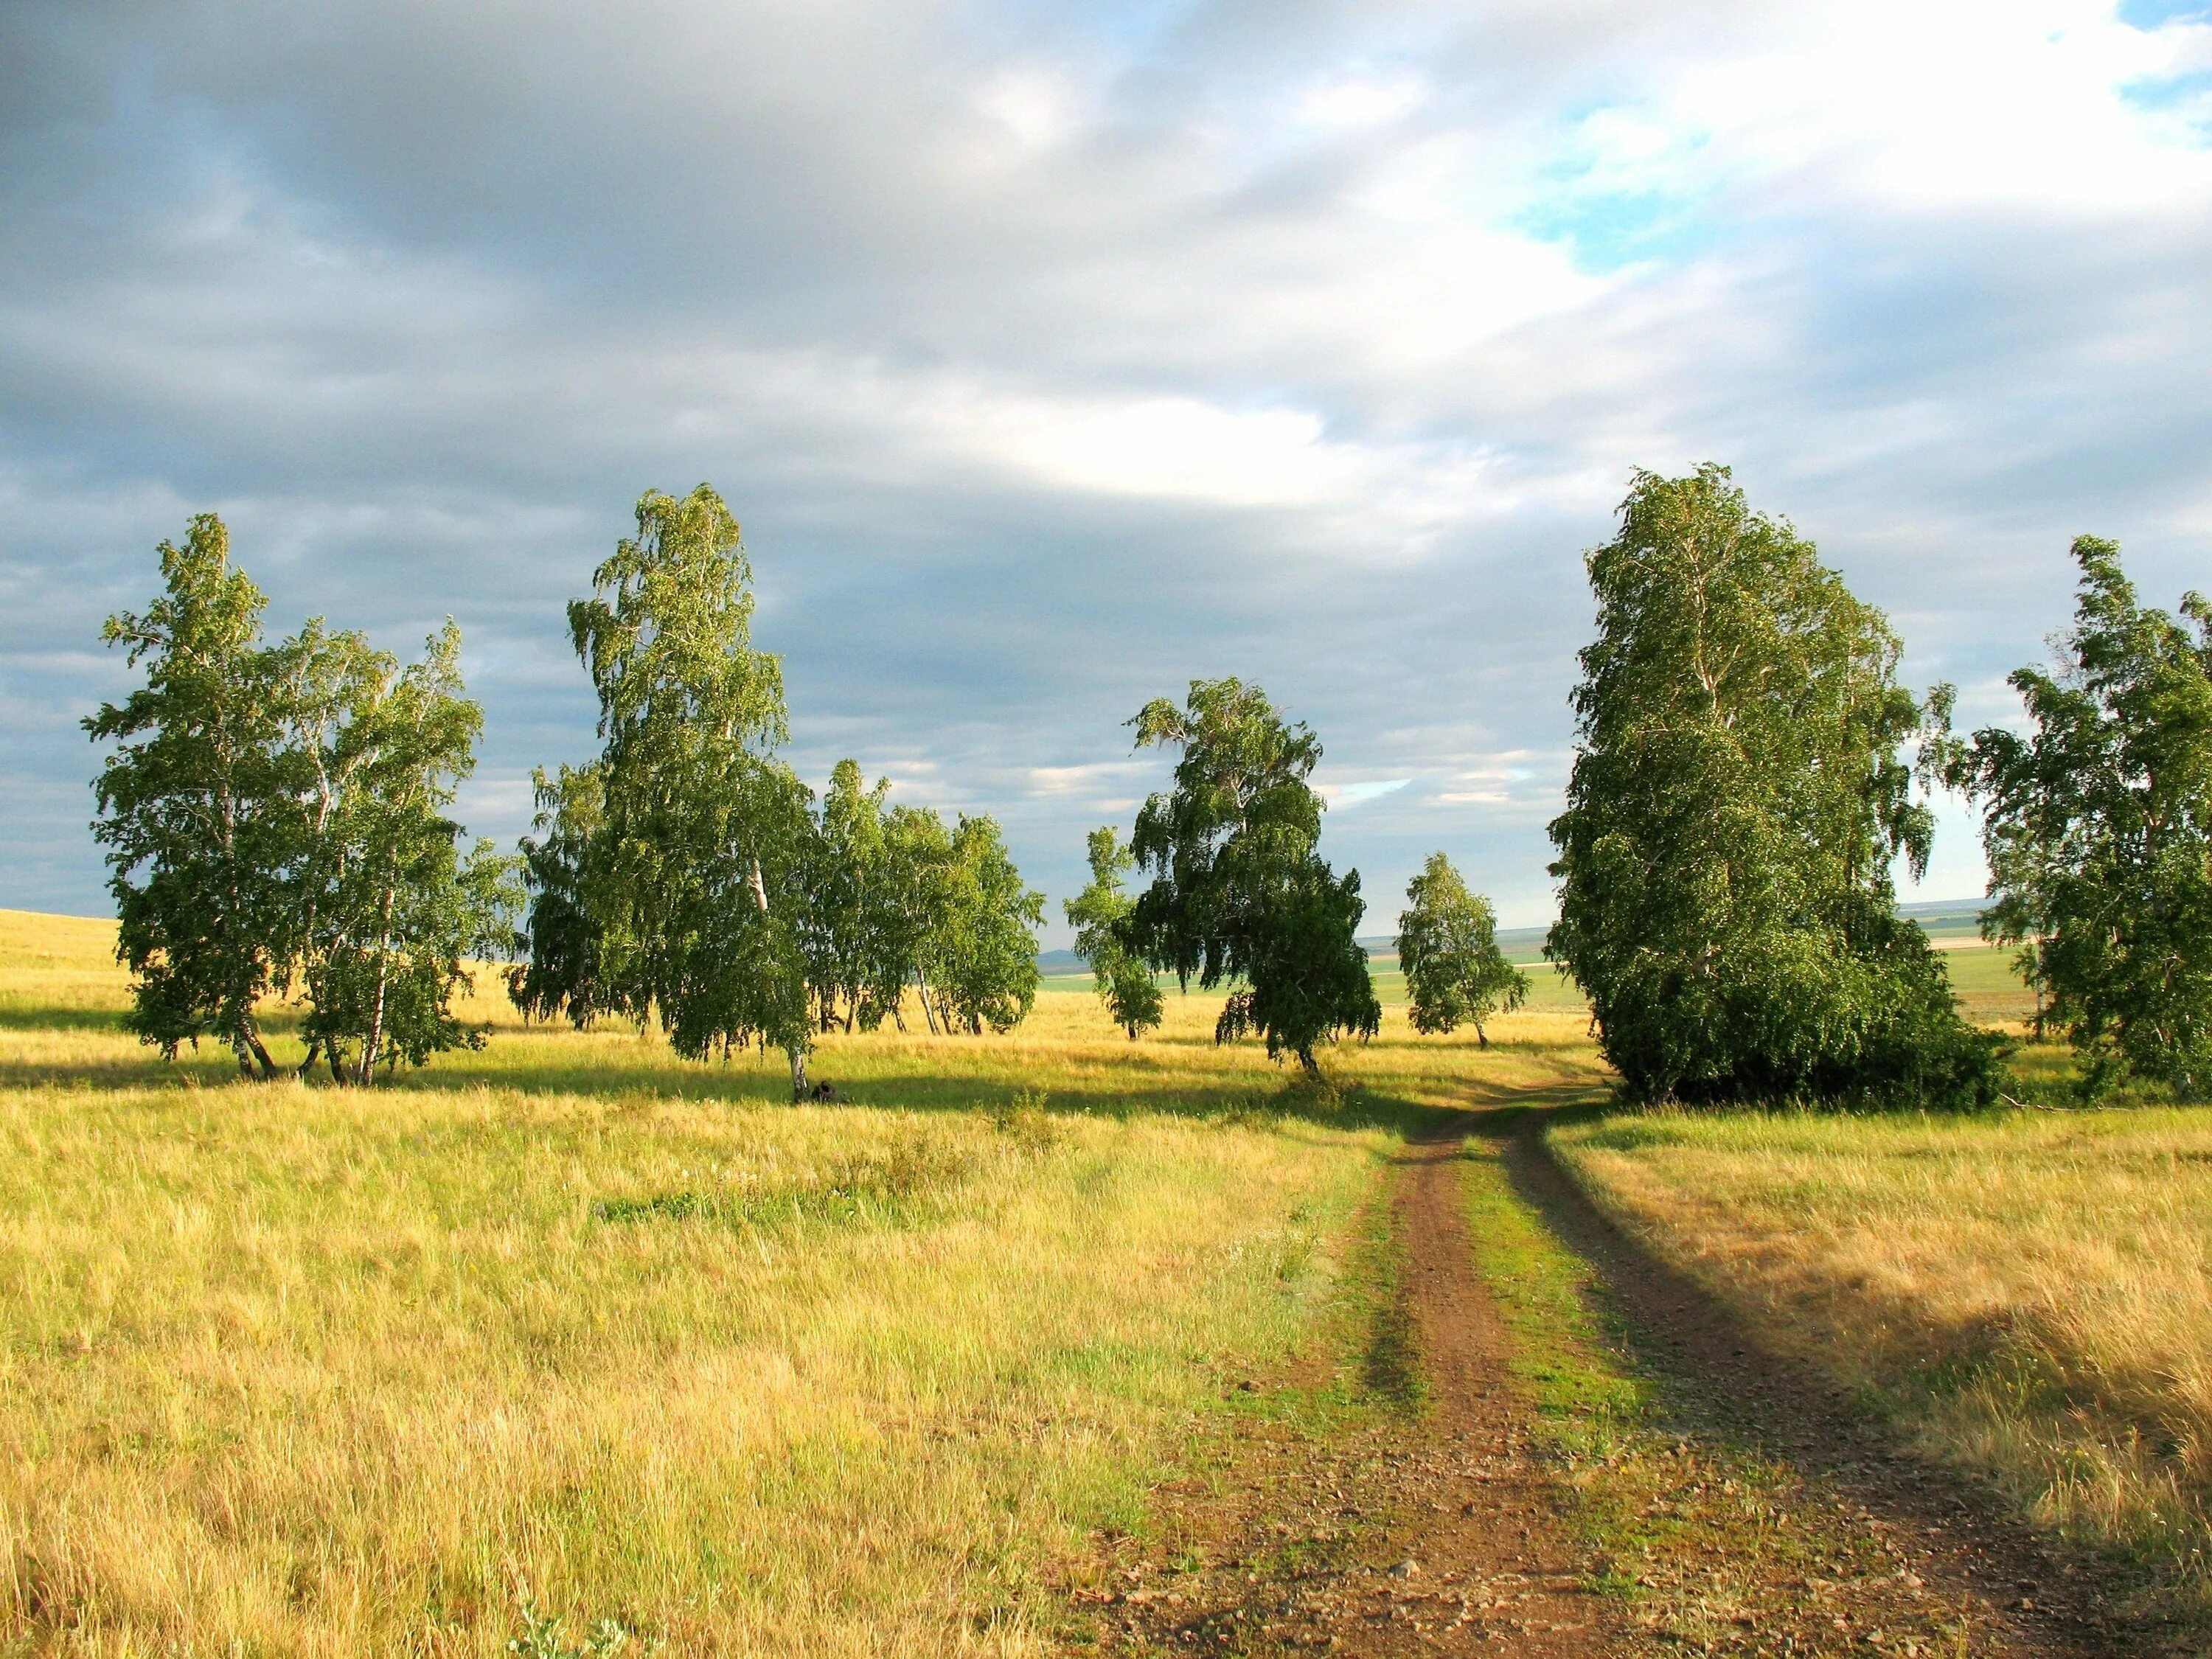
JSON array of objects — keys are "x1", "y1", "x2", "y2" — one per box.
[{"x1": 1085, "y1": 1104, "x2": 2157, "y2": 1658}]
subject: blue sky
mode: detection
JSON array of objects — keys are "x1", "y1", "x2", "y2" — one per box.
[{"x1": 4, "y1": 0, "x2": 2210, "y2": 945}]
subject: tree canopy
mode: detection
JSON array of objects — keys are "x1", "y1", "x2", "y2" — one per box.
[
  {"x1": 1546, "y1": 466, "x2": 1997, "y2": 1107},
  {"x1": 514, "y1": 485, "x2": 1043, "y2": 1089},
  {"x1": 1397, "y1": 853, "x2": 1526, "y2": 1043},
  {"x1": 1121, "y1": 678, "x2": 1379, "y2": 1077},
  {"x1": 1929, "y1": 537, "x2": 2212, "y2": 1099},
  {"x1": 88, "y1": 515, "x2": 519, "y2": 1083},
  {"x1": 1065, "y1": 827, "x2": 1164, "y2": 1040}
]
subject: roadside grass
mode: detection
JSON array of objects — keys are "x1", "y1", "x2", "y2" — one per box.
[
  {"x1": 1461, "y1": 1117, "x2": 1995, "y2": 1655},
  {"x1": 1551, "y1": 1103, "x2": 2212, "y2": 1633},
  {"x1": 0, "y1": 908, "x2": 1590, "y2": 1658}
]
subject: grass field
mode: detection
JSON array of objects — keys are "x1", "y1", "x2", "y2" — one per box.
[
  {"x1": 1555, "y1": 1103, "x2": 2212, "y2": 1619},
  {"x1": 0, "y1": 910, "x2": 1604, "y2": 1658},
  {"x1": 12, "y1": 902, "x2": 2208, "y2": 1649}
]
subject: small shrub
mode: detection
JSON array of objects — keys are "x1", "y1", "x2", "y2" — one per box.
[{"x1": 509, "y1": 1599, "x2": 655, "y2": 1659}]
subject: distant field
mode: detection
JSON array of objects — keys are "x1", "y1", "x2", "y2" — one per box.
[
  {"x1": 0, "y1": 910, "x2": 1601, "y2": 1657},
  {"x1": 1054, "y1": 934, "x2": 2034, "y2": 1025}
]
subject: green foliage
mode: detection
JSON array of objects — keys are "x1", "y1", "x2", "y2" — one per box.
[
  {"x1": 515, "y1": 487, "x2": 1044, "y2": 1081},
  {"x1": 801, "y1": 758, "x2": 889, "y2": 1031},
  {"x1": 290, "y1": 622, "x2": 524, "y2": 1085},
  {"x1": 550, "y1": 484, "x2": 815, "y2": 1084},
  {"x1": 1121, "y1": 678, "x2": 1380, "y2": 1077},
  {"x1": 925, "y1": 815, "x2": 1046, "y2": 1034},
  {"x1": 1546, "y1": 467, "x2": 1998, "y2": 1107},
  {"x1": 1396, "y1": 852, "x2": 1526, "y2": 1042},
  {"x1": 1064, "y1": 827, "x2": 1164, "y2": 1040},
  {"x1": 508, "y1": 1599, "x2": 652, "y2": 1659},
  {"x1": 88, "y1": 516, "x2": 517, "y2": 1085},
  {"x1": 509, "y1": 763, "x2": 608, "y2": 1025},
  {"x1": 1929, "y1": 537, "x2": 2212, "y2": 1099},
  {"x1": 86, "y1": 515, "x2": 295, "y2": 1074}
]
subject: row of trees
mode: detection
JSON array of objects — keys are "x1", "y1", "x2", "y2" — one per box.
[
  {"x1": 90, "y1": 488, "x2": 1045, "y2": 1091},
  {"x1": 499, "y1": 485, "x2": 1043, "y2": 1098},
  {"x1": 87, "y1": 516, "x2": 521, "y2": 1082},
  {"x1": 95, "y1": 471, "x2": 2202, "y2": 1107}
]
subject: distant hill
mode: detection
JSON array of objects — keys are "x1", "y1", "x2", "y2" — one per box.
[{"x1": 1051, "y1": 900, "x2": 1986, "y2": 971}]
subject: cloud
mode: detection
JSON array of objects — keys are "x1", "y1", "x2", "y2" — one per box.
[{"x1": 3, "y1": 0, "x2": 2209, "y2": 942}]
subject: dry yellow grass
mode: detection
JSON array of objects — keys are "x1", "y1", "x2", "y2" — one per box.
[
  {"x1": 1554, "y1": 1105, "x2": 2212, "y2": 1607},
  {"x1": 0, "y1": 909, "x2": 1601, "y2": 1657}
]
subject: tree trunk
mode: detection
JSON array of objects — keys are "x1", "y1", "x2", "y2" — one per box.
[
  {"x1": 360, "y1": 875, "x2": 397, "y2": 1086},
  {"x1": 788, "y1": 1045, "x2": 809, "y2": 1102},
  {"x1": 917, "y1": 977, "x2": 940, "y2": 1035},
  {"x1": 1297, "y1": 1046, "x2": 1321, "y2": 1082},
  {"x1": 243, "y1": 1020, "x2": 277, "y2": 1079},
  {"x1": 1475, "y1": 1023, "x2": 1489, "y2": 1050}
]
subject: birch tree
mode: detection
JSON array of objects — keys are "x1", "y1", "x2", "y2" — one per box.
[
  {"x1": 1066, "y1": 827, "x2": 1164, "y2": 1039},
  {"x1": 557, "y1": 484, "x2": 818, "y2": 1096},
  {"x1": 91, "y1": 517, "x2": 519, "y2": 1084},
  {"x1": 1928, "y1": 537, "x2": 2212, "y2": 1098},
  {"x1": 925, "y1": 815, "x2": 1045, "y2": 1034},
  {"x1": 1397, "y1": 852, "x2": 1525, "y2": 1045},
  {"x1": 292, "y1": 622, "x2": 521, "y2": 1084},
  {"x1": 1121, "y1": 678, "x2": 1380, "y2": 1077},
  {"x1": 86, "y1": 515, "x2": 295, "y2": 1076},
  {"x1": 1547, "y1": 466, "x2": 1997, "y2": 1106}
]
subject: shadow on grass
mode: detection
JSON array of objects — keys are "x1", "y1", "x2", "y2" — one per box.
[
  {"x1": 1487, "y1": 1102, "x2": 2162, "y2": 1657},
  {"x1": 0, "y1": 1032, "x2": 1480, "y2": 1138},
  {"x1": 0, "y1": 1002, "x2": 130, "y2": 1032}
]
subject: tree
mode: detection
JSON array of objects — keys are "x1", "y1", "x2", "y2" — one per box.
[
  {"x1": 508, "y1": 762, "x2": 611, "y2": 1026},
  {"x1": 91, "y1": 517, "x2": 519, "y2": 1085},
  {"x1": 1397, "y1": 852, "x2": 1526, "y2": 1044},
  {"x1": 532, "y1": 484, "x2": 818, "y2": 1096},
  {"x1": 1122, "y1": 678, "x2": 1380, "y2": 1077},
  {"x1": 1546, "y1": 466, "x2": 1997, "y2": 1107},
  {"x1": 922, "y1": 814, "x2": 1045, "y2": 1034},
  {"x1": 1927, "y1": 537, "x2": 2212, "y2": 1099},
  {"x1": 291, "y1": 622, "x2": 523, "y2": 1085},
  {"x1": 803, "y1": 759, "x2": 891, "y2": 1032},
  {"x1": 86, "y1": 515, "x2": 296, "y2": 1077},
  {"x1": 1065, "y1": 827, "x2": 1164, "y2": 1039}
]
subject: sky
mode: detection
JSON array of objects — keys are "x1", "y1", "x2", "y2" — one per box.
[{"x1": 4, "y1": 0, "x2": 2209, "y2": 946}]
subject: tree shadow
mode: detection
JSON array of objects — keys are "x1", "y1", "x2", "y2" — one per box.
[
  {"x1": 0, "y1": 1026, "x2": 1476, "y2": 1138},
  {"x1": 1490, "y1": 1102, "x2": 2154, "y2": 1658}
]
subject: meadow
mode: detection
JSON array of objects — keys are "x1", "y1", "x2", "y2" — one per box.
[
  {"x1": 12, "y1": 904, "x2": 2212, "y2": 1652},
  {"x1": 0, "y1": 911, "x2": 1602, "y2": 1658},
  {"x1": 1555, "y1": 1094, "x2": 2212, "y2": 1621}
]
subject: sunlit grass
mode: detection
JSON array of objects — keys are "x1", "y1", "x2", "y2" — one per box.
[
  {"x1": 1554, "y1": 1102, "x2": 2212, "y2": 1615},
  {"x1": 0, "y1": 908, "x2": 1604, "y2": 1657}
]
